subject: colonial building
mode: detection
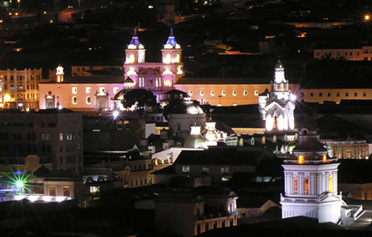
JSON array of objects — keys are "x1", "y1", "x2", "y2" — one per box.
[
  {"x1": 259, "y1": 59, "x2": 296, "y2": 132},
  {"x1": 0, "y1": 68, "x2": 44, "y2": 110},
  {"x1": 123, "y1": 28, "x2": 184, "y2": 102},
  {"x1": 280, "y1": 122, "x2": 364, "y2": 225},
  {"x1": 314, "y1": 46, "x2": 372, "y2": 61},
  {"x1": 39, "y1": 29, "x2": 184, "y2": 111}
]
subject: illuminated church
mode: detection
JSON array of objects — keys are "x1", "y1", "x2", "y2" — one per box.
[
  {"x1": 280, "y1": 119, "x2": 364, "y2": 225},
  {"x1": 124, "y1": 28, "x2": 184, "y2": 102},
  {"x1": 258, "y1": 59, "x2": 296, "y2": 132},
  {"x1": 39, "y1": 29, "x2": 184, "y2": 111}
]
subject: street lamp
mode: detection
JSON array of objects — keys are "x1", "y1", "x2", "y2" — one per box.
[{"x1": 365, "y1": 14, "x2": 371, "y2": 22}]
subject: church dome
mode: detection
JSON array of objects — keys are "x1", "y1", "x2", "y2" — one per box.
[
  {"x1": 170, "y1": 97, "x2": 204, "y2": 115},
  {"x1": 184, "y1": 124, "x2": 207, "y2": 148}
]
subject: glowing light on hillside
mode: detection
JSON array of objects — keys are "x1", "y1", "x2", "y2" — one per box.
[{"x1": 365, "y1": 14, "x2": 371, "y2": 21}]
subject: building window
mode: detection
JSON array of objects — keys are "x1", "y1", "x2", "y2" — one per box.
[
  {"x1": 328, "y1": 92, "x2": 331, "y2": 97},
  {"x1": 200, "y1": 90, "x2": 204, "y2": 96},
  {"x1": 310, "y1": 93, "x2": 313, "y2": 97},
  {"x1": 305, "y1": 177, "x2": 309, "y2": 194},
  {"x1": 354, "y1": 92, "x2": 358, "y2": 97},
  {"x1": 363, "y1": 92, "x2": 367, "y2": 97},
  {"x1": 72, "y1": 87, "x2": 77, "y2": 94},
  {"x1": 221, "y1": 90, "x2": 226, "y2": 96},
  {"x1": 337, "y1": 92, "x2": 340, "y2": 97},
  {"x1": 254, "y1": 90, "x2": 259, "y2": 96},
  {"x1": 86, "y1": 96, "x2": 91, "y2": 104},
  {"x1": 202, "y1": 166, "x2": 209, "y2": 174},
  {"x1": 319, "y1": 92, "x2": 322, "y2": 97},
  {"x1": 72, "y1": 96, "x2": 77, "y2": 104},
  {"x1": 329, "y1": 176, "x2": 333, "y2": 193},
  {"x1": 221, "y1": 166, "x2": 229, "y2": 174},
  {"x1": 182, "y1": 165, "x2": 190, "y2": 173},
  {"x1": 49, "y1": 187, "x2": 56, "y2": 196},
  {"x1": 232, "y1": 90, "x2": 237, "y2": 96},
  {"x1": 293, "y1": 177, "x2": 298, "y2": 194},
  {"x1": 211, "y1": 90, "x2": 215, "y2": 96},
  {"x1": 189, "y1": 90, "x2": 193, "y2": 96},
  {"x1": 99, "y1": 87, "x2": 105, "y2": 93},
  {"x1": 243, "y1": 90, "x2": 248, "y2": 96},
  {"x1": 63, "y1": 187, "x2": 70, "y2": 197},
  {"x1": 345, "y1": 92, "x2": 349, "y2": 97},
  {"x1": 86, "y1": 87, "x2": 91, "y2": 93},
  {"x1": 113, "y1": 87, "x2": 119, "y2": 94},
  {"x1": 59, "y1": 133, "x2": 63, "y2": 141}
]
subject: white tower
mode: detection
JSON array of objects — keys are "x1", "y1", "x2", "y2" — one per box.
[
  {"x1": 161, "y1": 28, "x2": 184, "y2": 87},
  {"x1": 280, "y1": 123, "x2": 343, "y2": 224},
  {"x1": 124, "y1": 29, "x2": 145, "y2": 86},
  {"x1": 259, "y1": 60, "x2": 296, "y2": 132},
  {"x1": 56, "y1": 64, "x2": 64, "y2": 83}
]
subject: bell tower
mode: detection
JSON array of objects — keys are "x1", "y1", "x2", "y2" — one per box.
[
  {"x1": 258, "y1": 59, "x2": 296, "y2": 132},
  {"x1": 281, "y1": 119, "x2": 364, "y2": 225},
  {"x1": 161, "y1": 28, "x2": 183, "y2": 87},
  {"x1": 124, "y1": 29, "x2": 145, "y2": 87}
]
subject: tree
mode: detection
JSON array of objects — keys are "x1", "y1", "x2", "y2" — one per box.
[{"x1": 122, "y1": 89, "x2": 158, "y2": 109}]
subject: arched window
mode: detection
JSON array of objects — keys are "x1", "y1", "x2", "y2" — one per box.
[
  {"x1": 49, "y1": 186, "x2": 56, "y2": 196},
  {"x1": 211, "y1": 90, "x2": 215, "y2": 96},
  {"x1": 293, "y1": 177, "x2": 298, "y2": 194},
  {"x1": 86, "y1": 96, "x2": 91, "y2": 104},
  {"x1": 221, "y1": 90, "x2": 226, "y2": 96},
  {"x1": 129, "y1": 54, "x2": 135, "y2": 63},
  {"x1": 243, "y1": 90, "x2": 248, "y2": 96},
  {"x1": 305, "y1": 177, "x2": 309, "y2": 194},
  {"x1": 329, "y1": 175, "x2": 333, "y2": 193},
  {"x1": 72, "y1": 96, "x2": 77, "y2": 105},
  {"x1": 232, "y1": 90, "x2": 237, "y2": 96}
]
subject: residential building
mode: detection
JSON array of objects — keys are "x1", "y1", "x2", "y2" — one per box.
[
  {"x1": 0, "y1": 109, "x2": 84, "y2": 174},
  {"x1": 0, "y1": 68, "x2": 44, "y2": 110}
]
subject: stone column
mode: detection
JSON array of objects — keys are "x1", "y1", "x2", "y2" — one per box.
[{"x1": 310, "y1": 173, "x2": 317, "y2": 195}]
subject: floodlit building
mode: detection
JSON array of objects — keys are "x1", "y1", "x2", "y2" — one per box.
[
  {"x1": 259, "y1": 60, "x2": 296, "y2": 132},
  {"x1": 280, "y1": 121, "x2": 364, "y2": 225},
  {"x1": 0, "y1": 68, "x2": 44, "y2": 110}
]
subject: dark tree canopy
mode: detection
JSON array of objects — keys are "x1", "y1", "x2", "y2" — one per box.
[{"x1": 122, "y1": 89, "x2": 158, "y2": 108}]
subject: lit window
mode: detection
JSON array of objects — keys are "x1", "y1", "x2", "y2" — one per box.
[
  {"x1": 86, "y1": 96, "x2": 91, "y2": 104},
  {"x1": 254, "y1": 90, "x2": 259, "y2": 96},
  {"x1": 232, "y1": 90, "x2": 237, "y2": 96},
  {"x1": 221, "y1": 166, "x2": 229, "y2": 174},
  {"x1": 100, "y1": 87, "x2": 105, "y2": 93},
  {"x1": 200, "y1": 90, "x2": 204, "y2": 96},
  {"x1": 49, "y1": 186, "x2": 56, "y2": 196},
  {"x1": 59, "y1": 133, "x2": 63, "y2": 141},
  {"x1": 243, "y1": 90, "x2": 248, "y2": 96},
  {"x1": 329, "y1": 175, "x2": 333, "y2": 193},
  {"x1": 72, "y1": 87, "x2": 77, "y2": 94},
  {"x1": 182, "y1": 165, "x2": 190, "y2": 173},
  {"x1": 189, "y1": 90, "x2": 193, "y2": 96},
  {"x1": 72, "y1": 96, "x2": 77, "y2": 104},
  {"x1": 86, "y1": 87, "x2": 91, "y2": 93},
  {"x1": 211, "y1": 90, "x2": 215, "y2": 96},
  {"x1": 305, "y1": 177, "x2": 309, "y2": 194},
  {"x1": 202, "y1": 166, "x2": 209, "y2": 173},
  {"x1": 113, "y1": 87, "x2": 119, "y2": 94},
  {"x1": 293, "y1": 177, "x2": 298, "y2": 194},
  {"x1": 221, "y1": 90, "x2": 226, "y2": 96},
  {"x1": 63, "y1": 187, "x2": 70, "y2": 197}
]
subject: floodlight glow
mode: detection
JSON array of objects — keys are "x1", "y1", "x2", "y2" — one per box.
[
  {"x1": 113, "y1": 110, "x2": 119, "y2": 118},
  {"x1": 16, "y1": 180, "x2": 24, "y2": 188}
]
